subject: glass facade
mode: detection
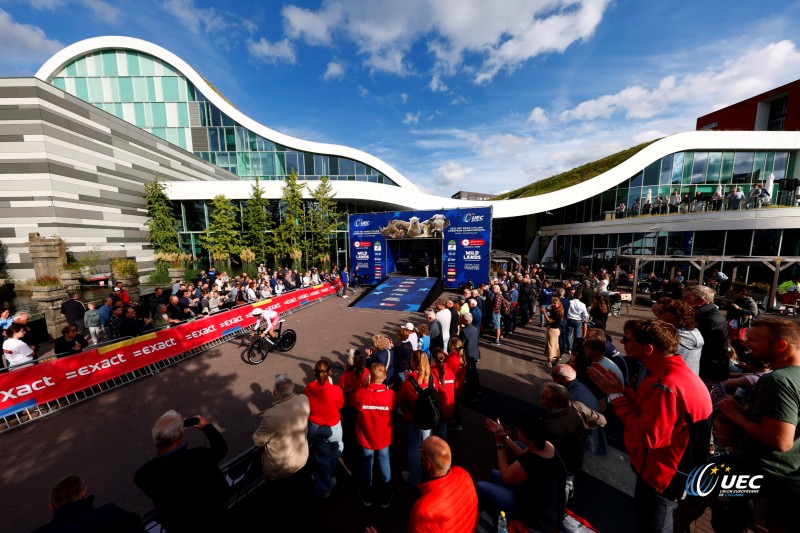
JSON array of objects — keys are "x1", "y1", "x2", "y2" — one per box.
[
  {"x1": 552, "y1": 149, "x2": 794, "y2": 225},
  {"x1": 50, "y1": 50, "x2": 398, "y2": 186}
]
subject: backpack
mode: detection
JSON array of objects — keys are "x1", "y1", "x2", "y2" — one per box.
[
  {"x1": 501, "y1": 297, "x2": 511, "y2": 316},
  {"x1": 409, "y1": 377, "x2": 441, "y2": 430}
]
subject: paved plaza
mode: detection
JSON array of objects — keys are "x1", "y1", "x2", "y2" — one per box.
[{"x1": 4, "y1": 295, "x2": 669, "y2": 532}]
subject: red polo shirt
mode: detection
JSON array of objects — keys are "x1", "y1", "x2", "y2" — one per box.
[
  {"x1": 304, "y1": 379, "x2": 344, "y2": 426},
  {"x1": 352, "y1": 383, "x2": 395, "y2": 450},
  {"x1": 445, "y1": 352, "x2": 466, "y2": 396},
  {"x1": 431, "y1": 365, "x2": 455, "y2": 421},
  {"x1": 338, "y1": 368, "x2": 369, "y2": 406}
]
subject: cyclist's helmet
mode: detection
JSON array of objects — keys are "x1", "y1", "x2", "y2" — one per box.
[{"x1": 251, "y1": 308, "x2": 263, "y2": 316}]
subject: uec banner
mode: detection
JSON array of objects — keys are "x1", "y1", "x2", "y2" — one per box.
[
  {"x1": 348, "y1": 207, "x2": 492, "y2": 289},
  {"x1": 0, "y1": 283, "x2": 335, "y2": 417}
]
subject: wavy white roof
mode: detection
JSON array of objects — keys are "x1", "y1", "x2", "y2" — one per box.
[{"x1": 36, "y1": 37, "x2": 800, "y2": 219}]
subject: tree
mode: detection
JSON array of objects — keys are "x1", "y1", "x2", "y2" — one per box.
[
  {"x1": 144, "y1": 176, "x2": 180, "y2": 255},
  {"x1": 274, "y1": 170, "x2": 306, "y2": 270},
  {"x1": 199, "y1": 194, "x2": 241, "y2": 269},
  {"x1": 242, "y1": 179, "x2": 274, "y2": 263},
  {"x1": 307, "y1": 177, "x2": 341, "y2": 269}
]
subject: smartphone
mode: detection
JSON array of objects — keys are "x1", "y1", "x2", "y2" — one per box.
[{"x1": 183, "y1": 417, "x2": 199, "y2": 428}]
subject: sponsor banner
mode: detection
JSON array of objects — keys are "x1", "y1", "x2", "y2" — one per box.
[
  {"x1": 0, "y1": 283, "x2": 333, "y2": 416},
  {"x1": 349, "y1": 207, "x2": 491, "y2": 289}
]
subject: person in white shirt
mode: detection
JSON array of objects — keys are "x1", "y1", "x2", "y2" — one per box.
[
  {"x1": 3, "y1": 323, "x2": 34, "y2": 368},
  {"x1": 565, "y1": 291, "x2": 588, "y2": 355},
  {"x1": 404, "y1": 322, "x2": 418, "y2": 351},
  {"x1": 435, "y1": 299, "x2": 452, "y2": 348}
]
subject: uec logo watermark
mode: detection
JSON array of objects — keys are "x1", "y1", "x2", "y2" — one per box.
[
  {"x1": 685, "y1": 463, "x2": 762, "y2": 498},
  {"x1": 462, "y1": 212, "x2": 484, "y2": 223}
]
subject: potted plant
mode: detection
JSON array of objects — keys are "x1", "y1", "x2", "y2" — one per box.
[
  {"x1": 31, "y1": 275, "x2": 66, "y2": 301},
  {"x1": 154, "y1": 252, "x2": 193, "y2": 281},
  {"x1": 111, "y1": 258, "x2": 140, "y2": 288},
  {"x1": 61, "y1": 261, "x2": 83, "y2": 289}
]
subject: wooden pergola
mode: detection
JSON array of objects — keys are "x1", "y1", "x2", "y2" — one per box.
[{"x1": 616, "y1": 254, "x2": 800, "y2": 311}]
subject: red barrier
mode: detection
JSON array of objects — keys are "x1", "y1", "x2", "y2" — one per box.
[{"x1": 0, "y1": 283, "x2": 335, "y2": 417}]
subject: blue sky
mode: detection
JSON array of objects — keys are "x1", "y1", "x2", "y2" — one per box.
[{"x1": 2, "y1": 0, "x2": 800, "y2": 196}]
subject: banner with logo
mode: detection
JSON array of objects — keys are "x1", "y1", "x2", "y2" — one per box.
[
  {"x1": 348, "y1": 207, "x2": 492, "y2": 289},
  {"x1": 0, "y1": 283, "x2": 334, "y2": 418}
]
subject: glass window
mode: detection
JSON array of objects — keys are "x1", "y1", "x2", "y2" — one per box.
[
  {"x1": 101, "y1": 51, "x2": 118, "y2": 76},
  {"x1": 753, "y1": 152, "x2": 766, "y2": 182},
  {"x1": 314, "y1": 155, "x2": 329, "y2": 176},
  {"x1": 235, "y1": 127, "x2": 248, "y2": 151},
  {"x1": 248, "y1": 131, "x2": 258, "y2": 151},
  {"x1": 682, "y1": 151, "x2": 694, "y2": 184},
  {"x1": 175, "y1": 129, "x2": 187, "y2": 150},
  {"x1": 720, "y1": 152, "x2": 734, "y2": 183},
  {"x1": 261, "y1": 153, "x2": 275, "y2": 175},
  {"x1": 184, "y1": 201, "x2": 206, "y2": 232},
  {"x1": 691, "y1": 152, "x2": 708, "y2": 184},
  {"x1": 356, "y1": 162, "x2": 367, "y2": 175},
  {"x1": 125, "y1": 52, "x2": 140, "y2": 76},
  {"x1": 304, "y1": 153, "x2": 314, "y2": 176},
  {"x1": 176, "y1": 102, "x2": 189, "y2": 127},
  {"x1": 781, "y1": 229, "x2": 800, "y2": 256},
  {"x1": 339, "y1": 158, "x2": 356, "y2": 175},
  {"x1": 725, "y1": 230, "x2": 752, "y2": 255},
  {"x1": 707, "y1": 152, "x2": 721, "y2": 183},
  {"x1": 65, "y1": 61, "x2": 77, "y2": 77},
  {"x1": 162, "y1": 77, "x2": 180, "y2": 101},
  {"x1": 237, "y1": 153, "x2": 250, "y2": 176},
  {"x1": 765, "y1": 151, "x2": 775, "y2": 175},
  {"x1": 671, "y1": 152, "x2": 684, "y2": 184},
  {"x1": 643, "y1": 161, "x2": 660, "y2": 186},
  {"x1": 145, "y1": 77, "x2": 156, "y2": 100},
  {"x1": 630, "y1": 170, "x2": 643, "y2": 188},
  {"x1": 74, "y1": 77, "x2": 89, "y2": 100},
  {"x1": 660, "y1": 154, "x2": 673, "y2": 185},
  {"x1": 51, "y1": 78, "x2": 66, "y2": 91},
  {"x1": 752, "y1": 229, "x2": 781, "y2": 256},
  {"x1": 118, "y1": 77, "x2": 134, "y2": 102},
  {"x1": 74, "y1": 57, "x2": 87, "y2": 77},
  {"x1": 151, "y1": 103, "x2": 167, "y2": 127},
  {"x1": 275, "y1": 153, "x2": 285, "y2": 175},
  {"x1": 773, "y1": 151, "x2": 789, "y2": 180},
  {"x1": 139, "y1": 54, "x2": 156, "y2": 76},
  {"x1": 732, "y1": 152, "x2": 754, "y2": 183},
  {"x1": 224, "y1": 128, "x2": 236, "y2": 151},
  {"x1": 133, "y1": 103, "x2": 146, "y2": 126}
]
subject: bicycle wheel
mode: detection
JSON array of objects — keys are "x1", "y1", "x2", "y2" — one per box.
[
  {"x1": 247, "y1": 337, "x2": 269, "y2": 364},
  {"x1": 620, "y1": 302, "x2": 631, "y2": 316},
  {"x1": 277, "y1": 329, "x2": 296, "y2": 352}
]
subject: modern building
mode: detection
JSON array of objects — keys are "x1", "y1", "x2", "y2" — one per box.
[{"x1": 1, "y1": 36, "x2": 800, "y2": 287}]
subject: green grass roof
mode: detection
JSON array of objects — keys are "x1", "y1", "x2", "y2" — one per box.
[{"x1": 494, "y1": 139, "x2": 659, "y2": 200}]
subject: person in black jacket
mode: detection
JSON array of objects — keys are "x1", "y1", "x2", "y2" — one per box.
[
  {"x1": 683, "y1": 285, "x2": 730, "y2": 404},
  {"x1": 134, "y1": 411, "x2": 228, "y2": 533},
  {"x1": 60, "y1": 293, "x2": 87, "y2": 336},
  {"x1": 34, "y1": 475, "x2": 140, "y2": 533},
  {"x1": 53, "y1": 325, "x2": 88, "y2": 357}
]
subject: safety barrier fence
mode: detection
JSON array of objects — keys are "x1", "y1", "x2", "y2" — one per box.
[{"x1": 0, "y1": 283, "x2": 336, "y2": 433}]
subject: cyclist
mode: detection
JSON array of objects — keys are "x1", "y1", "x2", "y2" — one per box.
[{"x1": 251, "y1": 308, "x2": 280, "y2": 344}]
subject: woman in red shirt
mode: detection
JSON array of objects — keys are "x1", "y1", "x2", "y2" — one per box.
[
  {"x1": 339, "y1": 349, "x2": 369, "y2": 467},
  {"x1": 398, "y1": 350, "x2": 439, "y2": 484},
  {"x1": 446, "y1": 337, "x2": 466, "y2": 431},
  {"x1": 304, "y1": 359, "x2": 344, "y2": 498},
  {"x1": 431, "y1": 348, "x2": 456, "y2": 440}
]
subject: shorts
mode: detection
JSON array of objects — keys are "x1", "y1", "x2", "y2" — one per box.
[{"x1": 492, "y1": 313, "x2": 502, "y2": 330}]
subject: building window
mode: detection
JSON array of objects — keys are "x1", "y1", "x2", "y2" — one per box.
[{"x1": 767, "y1": 96, "x2": 787, "y2": 131}]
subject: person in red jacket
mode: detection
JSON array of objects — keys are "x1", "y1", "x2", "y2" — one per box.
[
  {"x1": 445, "y1": 337, "x2": 466, "y2": 432},
  {"x1": 431, "y1": 348, "x2": 455, "y2": 440},
  {"x1": 398, "y1": 350, "x2": 439, "y2": 484},
  {"x1": 409, "y1": 436, "x2": 478, "y2": 533},
  {"x1": 352, "y1": 362, "x2": 396, "y2": 508},
  {"x1": 589, "y1": 319, "x2": 712, "y2": 533},
  {"x1": 304, "y1": 359, "x2": 345, "y2": 498},
  {"x1": 339, "y1": 348, "x2": 370, "y2": 467}
]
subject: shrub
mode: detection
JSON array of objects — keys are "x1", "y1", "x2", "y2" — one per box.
[
  {"x1": 110, "y1": 258, "x2": 139, "y2": 278},
  {"x1": 148, "y1": 264, "x2": 172, "y2": 284},
  {"x1": 34, "y1": 276, "x2": 61, "y2": 286}
]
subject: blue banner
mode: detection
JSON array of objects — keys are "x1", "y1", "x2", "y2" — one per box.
[{"x1": 348, "y1": 207, "x2": 492, "y2": 289}]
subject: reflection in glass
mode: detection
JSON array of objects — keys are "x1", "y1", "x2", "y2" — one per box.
[
  {"x1": 691, "y1": 152, "x2": 708, "y2": 184},
  {"x1": 732, "y1": 152, "x2": 754, "y2": 183}
]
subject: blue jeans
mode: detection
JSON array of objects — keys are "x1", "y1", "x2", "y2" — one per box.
[
  {"x1": 406, "y1": 424, "x2": 432, "y2": 484},
  {"x1": 308, "y1": 421, "x2": 343, "y2": 494},
  {"x1": 566, "y1": 319, "x2": 583, "y2": 353},
  {"x1": 476, "y1": 470, "x2": 517, "y2": 516},
  {"x1": 558, "y1": 321, "x2": 568, "y2": 353},
  {"x1": 539, "y1": 305, "x2": 550, "y2": 326},
  {"x1": 360, "y1": 445, "x2": 391, "y2": 501}
]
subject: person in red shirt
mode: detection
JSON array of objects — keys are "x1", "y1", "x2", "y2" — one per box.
[
  {"x1": 352, "y1": 362, "x2": 396, "y2": 508},
  {"x1": 409, "y1": 436, "x2": 478, "y2": 533},
  {"x1": 398, "y1": 350, "x2": 439, "y2": 484},
  {"x1": 304, "y1": 359, "x2": 344, "y2": 498},
  {"x1": 338, "y1": 348, "x2": 369, "y2": 467},
  {"x1": 431, "y1": 348, "x2": 455, "y2": 440},
  {"x1": 445, "y1": 337, "x2": 466, "y2": 431}
]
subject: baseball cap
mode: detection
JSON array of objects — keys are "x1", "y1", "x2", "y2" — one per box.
[
  {"x1": 114, "y1": 287, "x2": 121, "y2": 291},
  {"x1": 403, "y1": 322, "x2": 414, "y2": 331}
]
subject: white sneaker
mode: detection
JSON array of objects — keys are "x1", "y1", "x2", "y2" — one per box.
[{"x1": 343, "y1": 295, "x2": 349, "y2": 299}]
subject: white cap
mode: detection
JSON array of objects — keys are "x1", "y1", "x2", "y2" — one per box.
[
  {"x1": 251, "y1": 308, "x2": 263, "y2": 316},
  {"x1": 114, "y1": 287, "x2": 121, "y2": 291},
  {"x1": 403, "y1": 322, "x2": 414, "y2": 331}
]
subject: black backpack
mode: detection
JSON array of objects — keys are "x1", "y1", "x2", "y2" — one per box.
[{"x1": 409, "y1": 377, "x2": 441, "y2": 430}]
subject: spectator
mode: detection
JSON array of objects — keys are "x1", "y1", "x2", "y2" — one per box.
[
  {"x1": 552, "y1": 364, "x2": 598, "y2": 411},
  {"x1": 60, "y1": 292, "x2": 86, "y2": 336},
  {"x1": 727, "y1": 286, "x2": 759, "y2": 341},
  {"x1": 588, "y1": 297, "x2": 608, "y2": 331},
  {"x1": 54, "y1": 325, "x2": 88, "y2": 357},
  {"x1": 134, "y1": 411, "x2": 228, "y2": 532},
  {"x1": 83, "y1": 303, "x2": 101, "y2": 345},
  {"x1": 445, "y1": 337, "x2": 466, "y2": 432},
  {"x1": 683, "y1": 285, "x2": 730, "y2": 402},
  {"x1": 538, "y1": 281, "x2": 554, "y2": 327},
  {"x1": 564, "y1": 291, "x2": 589, "y2": 355},
  {"x1": 728, "y1": 187, "x2": 745, "y2": 210},
  {"x1": 398, "y1": 350, "x2": 439, "y2": 485},
  {"x1": 537, "y1": 382, "x2": 587, "y2": 477},
  {"x1": 0, "y1": 308, "x2": 12, "y2": 331},
  {"x1": 107, "y1": 307, "x2": 124, "y2": 340},
  {"x1": 403, "y1": 322, "x2": 419, "y2": 351},
  {"x1": 479, "y1": 413, "x2": 566, "y2": 532},
  {"x1": 167, "y1": 295, "x2": 191, "y2": 321},
  {"x1": 582, "y1": 337, "x2": 625, "y2": 385},
  {"x1": 33, "y1": 475, "x2": 140, "y2": 533},
  {"x1": 148, "y1": 287, "x2": 167, "y2": 318},
  {"x1": 543, "y1": 298, "x2": 564, "y2": 367},
  {"x1": 121, "y1": 307, "x2": 151, "y2": 338},
  {"x1": 434, "y1": 299, "x2": 452, "y2": 348},
  {"x1": 392, "y1": 328, "x2": 413, "y2": 384},
  {"x1": 407, "y1": 436, "x2": 478, "y2": 533},
  {"x1": 459, "y1": 313, "x2": 481, "y2": 401},
  {"x1": 151, "y1": 304, "x2": 178, "y2": 329},
  {"x1": 339, "y1": 349, "x2": 370, "y2": 406},
  {"x1": 352, "y1": 362, "x2": 396, "y2": 508},
  {"x1": 5, "y1": 311, "x2": 39, "y2": 355},
  {"x1": 112, "y1": 282, "x2": 132, "y2": 306},
  {"x1": 3, "y1": 323, "x2": 35, "y2": 368},
  {"x1": 252, "y1": 374, "x2": 310, "y2": 481},
  {"x1": 430, "y1": 348, "x2": 456, "y2": 440},
  {"x1": 709, "y1": 268, "x2": 730, "y2": 295},
  {"x1": 467, "y1": 298, "x2": 482, "y2": 334},
  {"x1": 98, "y1": 298, "x2": 113, "y2": 340},
  {"x1": 491, "y1": 285, "x2": 504, "y2": 345},
  {"x1": 589, "y1": 319, "x2": 712, "y2": 533},
  {"x1": 446, "y1": 298, "x2": 460, "y2": 340},
  {"x1": 711, "y1": 189, "x2": 723, "y2": 211},
  {"x1": 367, "y1": 334, "x2": 395, "y2": 386},
  {"x1": 305, "y1": 359, "x2": 344, "y2": 498},
  {"x1": 716, "y1": 317, "x2": 800, "y2": 533},
  {"x1": 652, "y1": 297, "x2": 704, "y2": 375},
  {"x1": 426, "y1": 309, "x2": 444, "y2": 353},
  {"x1": 416, "y1": 323, "x2": 431, "y2": 358}
]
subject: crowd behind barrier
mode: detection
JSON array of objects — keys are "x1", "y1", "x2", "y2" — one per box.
[{"x1": 0, "y1": 283, "x2": 335, "y2": 423}]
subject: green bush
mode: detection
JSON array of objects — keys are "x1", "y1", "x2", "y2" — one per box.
[
  {"x1": 148, "y1": 265, "x2": 172, "y2": 284},
  {"x1": 184, "y1": 267, "x2": 202, "y2": 283},
  {"x1": 110, "y1": 258, "x2": 140, "y2": 278}
]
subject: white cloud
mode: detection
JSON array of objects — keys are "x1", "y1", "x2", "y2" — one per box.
[
  {"x1": 400, "y1": 93, "x2": 408, "y2": 104},
  {"x1": 633, "y1": 130, "x2": 666, "y2": 144},
  {"x1": 28, "y1": 0, "x2": 66, "y2": 9},
  {"x1": 0, "y1": 10, "x2": 62, "y2": 75},
  {"x1": 561, "y1": 40, "x2": 800, "y2": 122},
  {"x1": 80, "y1": 0, "x2": 122, "y2": 24},
  {"x1": 281, "y1": 0, "x2": 611, "y2": 85},
  {"x1": 435, "y1": 161, "x2": 474, "y2": 186},
  {"x1": 403, "y1": 111, "x2": 421, "y2": 125},
  {"x1": 526, "y1": 106, "x2": 548, "y2": 126},
  {"x1": 358, "y1": 85, "x2": 369, "y2": 97},
  {"x1": 323, "y1": 61, "x2": 345, "y2": 80},
  {"x1": 161, "y1": 0, "x2": 232, "y2": 35},
  {"x1": 247, "y1": 38, "x2": 297, "y2": 65}
]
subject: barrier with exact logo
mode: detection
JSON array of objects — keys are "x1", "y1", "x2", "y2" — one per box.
[{"x1": 0, "y1": 283, "x2": 335, "y2": 418}]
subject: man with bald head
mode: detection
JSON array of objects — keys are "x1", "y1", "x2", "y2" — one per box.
[
  {"x1": 552, "y1": 364, "x2": 598, "y2": 411},
  {"x1": 408, "y1": 436, "x2": 478, "y2": 533}
]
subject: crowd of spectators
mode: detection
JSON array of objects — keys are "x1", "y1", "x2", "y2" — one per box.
[{"x1": 615, "y1": 184, "x2": 773, "y2": 219}]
